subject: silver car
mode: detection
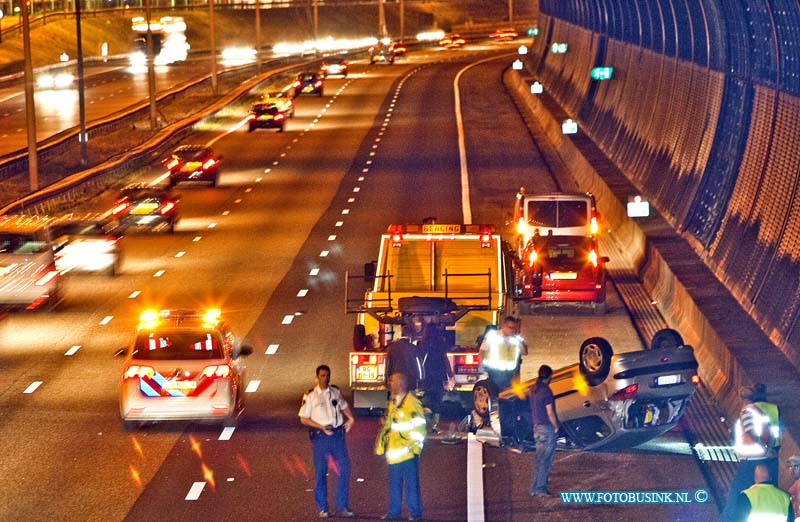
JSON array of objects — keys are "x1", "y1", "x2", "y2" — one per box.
[
  {"x1": 471, "y1": 328, "x2": 699, "y2": 450},
  {"x1": 119, "y1": 309, "x2": 253, "y2": 430},
  {"x1": 51, "y1": 216, "x2": 122, "y2": 276},
  {"x1": 0, "y1": 216, "x2": 61, "y2": 311}
]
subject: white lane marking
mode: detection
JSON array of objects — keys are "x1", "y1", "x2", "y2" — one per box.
[
  {"x1": 467, "y1": 433, "x2": 485, "y2": 522},
  {"x1": 0, "y1": 92, "x2": 23, "y2": 103},
  {"x1": 369, "y1": 152, "x2": 376, "y2": 156},
  {"x1": 266, "y1": 344, "x2": 279, "y2": 354},
  {"x1": 335, "y1": 221, "x2": 344, "y2": 227},
  {"x1": 347, "y1": 198, "x2": 355, "y2": 203},
  {"x1": 193, "y1": 236, "x2": 202, "y2": 242},
  {"x1": 24, "y1": 382, "x2": 43, "y2": 394},
  {"x1": 65, "y1": 345, "x2": 81, "y2": 356},
  {"x1": 297, "y1": 289, "x2": 309, "y2": 297},
  {"x1": 185, "y1": 482, "x2": 206, "y2": 500},
  {"x1": 235, "y1": 199, "x2": 243, "y2": 204},
  {"x1": 320, "y1": 251, "x2": 329, "y2": 257},
  {"x1": 454, "y1": 55, "x2": 507, "y2": 224},
  {"x1": 362, "y1": 168, "x2": 369, "y2": 173},
  {"x1": 366, "y1": 160, "x2": 373, "y2": 165},
  {"x1": 175, "y1": 251, "x2": 186, "y2": 258},
  {"x1": 222, "y1": 210, "x2": 231, "y2": 216},
  {"x1": 342, "y1": 209, "x2": 350, "y2": 214},
  {"x1": 358, "y1": 177, "x2": 365, "y2": 182},
  {"x1": 280, "y1": 153, "x2": 287, "y2": 158},
  {"x1": 129, "y1": 291, "x2": 141, "y2": 298},
  {"x1": 272, "y1": 161, "x2": 279, "y2": 166},
  {"x1": 100, "y1": 316, "x2": 114, "y2": 325},
  {"x1": 282, "y1": 315, "x2": 294, "y2": 325},
  {"x1": 246, "y1": 380, "x2": 261, "y2": 392},
  {"x1": 153, "y1": 270, "x2": 165, "y2": 277},
  {"x1": 372, "y1": 144, "x2": 379, "y2": 149},
  {"x1": 327, "y1": 235, "x2": 336, "y2": 241},
  {"x1": 208, "y1": 223, "x2": 217, "y2": 229},
  {"x1": 219, "y1": 427, "x2": 236, "y2": 441},
  {"x1": 353, "y1": 187, "x2": 360, "y2": 192},
  {"x1": 256, "y1": 176, "x2": 263, "y2": 182},
  {"x1": 245, "y1": 188, "x2": 253, "y2": 193},
  {"x1": 310, "y1": 268, "x2": 320, "y2": 276}
]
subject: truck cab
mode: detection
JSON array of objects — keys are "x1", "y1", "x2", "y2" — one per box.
[{"x1": 345, "y1": 222, "x2": 513, "y2": 412}]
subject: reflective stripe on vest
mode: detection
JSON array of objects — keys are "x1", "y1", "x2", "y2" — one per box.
[
  {"x1": 482, "y1": 331, "x2": 522, "y2": 371},
  {"x1": 735, "y1": 402, "x2": 781, "y2": 458},
  {"x1": 743, "y1": 483, "x2": 791, "y2": 522},
  {"x1": 755, "y1": 402, "x2": 781, "y2": 448}
]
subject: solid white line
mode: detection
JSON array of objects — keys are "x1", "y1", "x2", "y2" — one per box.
[
  {"x1": 65, "y1": 345, "x2": 81, "y2": 356},
  {"x1": 454, "y1": 54, "x2": 515, "y2": 225},
  {"x1": 219, "y1": 427, "x2": 236, "y2": 440},
  {"x1": 246, "y1": 380, "x2": 261, "y2": 392},
  {"x1": 23, "y1": 381, "x2": 43, "y2": 394},
  {"x1": 185, "y1": 482, "x2": 206, "y2": 500},
  {"x1": 467, "y1": 433, "x2": 485, "y2": 522}
]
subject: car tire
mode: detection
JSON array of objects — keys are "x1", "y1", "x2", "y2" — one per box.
[
  {"x1": 578, "y1": 337, "x2": 613, "y2": 386},
  {"x1": 397, "y1": 296, "x2": 456, "y2": 314},
  {"x1": 122, "y1": 419, "x2": 139, "y2": 432},
  {"x1": 472, "y1": 379, "x2": 498, "y2": 426},
  {"x1": 651, "y1": 328, "x2": 684, "y2": 350}
]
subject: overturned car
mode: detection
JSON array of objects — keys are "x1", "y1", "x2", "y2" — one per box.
[{"x1": 469, "y1": 328, "x2": 700, "y2": 450}]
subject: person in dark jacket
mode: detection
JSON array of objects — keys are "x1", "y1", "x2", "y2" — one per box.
[{"x1": 420, "y1": 323, "x2": 454, "y2": 433}]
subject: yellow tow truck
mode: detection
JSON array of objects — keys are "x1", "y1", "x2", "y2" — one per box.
[{"x1": 345, "y1": 222, "x2": 514, "y2": 412}]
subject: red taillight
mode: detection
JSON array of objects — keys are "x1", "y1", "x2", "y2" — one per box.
[
  {"x1": 35, "y1": 268, "x2": 58, "y2": 286},
  {"x1": 246, "y1": 113, "x2": 256, "y2": 121},
  {"x1": 124, "y1": 365, "x2": 155, "y2": 379},
  {"x1": 391, "y1": 233, "x2": 403, "y2": 247},
  {"x1": 166, "y1": 158, "x2": 180, "y2": 170},
  {"x1": 111, "y1": 201, "x2": 130, "y2": 216},
  {"x1": 275, "y1": 113, "x2": 285, "y2": 121},
  {"x1": 314, "y1": 80, "x2": 322, "y2": 88},
  {"x1": 368, "y1": 46, "x2": 375, "y2": 52},
  {"x1": 610, "y1": 384, "x2": 638, "y2": 401},
  {"x1": 479, "y1": 233, "x2": 492, "y2": 247},
  {"x1": 691, "y1": 374, "x2": 700, "y2": 385},
  {"x1": 202, "y1": 158, "x2": 216, "y2": 170},
  {"x1": 292, "y1": 80, "x2": 301, "y2": 88},
  {"x1": 589, "y1": 248, "x2": 598, "y2": 268},
  {"x1": 464, "y1": 354, "x2": 478, "y2": 365},
  {"x1": 201, "y1": 365, "x2": 231, "y2": 379},
  {"x1": 528, "y1": 249, "x2": 538, "y2": 267},
  {"x1": 159, "y1": 201, "x2": 176, "y2": 215}
]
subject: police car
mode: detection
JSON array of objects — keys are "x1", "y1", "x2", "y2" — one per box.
[{"x1": 119, "y1": 309, "x2": 253, "y2": 430}]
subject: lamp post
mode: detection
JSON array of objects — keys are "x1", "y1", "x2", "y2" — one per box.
[
  {"x1": 21, "y1": 0, "x2": 38, "y2": 191},
  {"x1": 378, "y1": 0, "x2": 386, "y2": 38},
  {"x1": 75, "y1": 0, "x2": 87, "y2": 165},
  {"x1": 145, "y1": 0, "x2": 157, "y2": 130},
  {"x1": 255, "y1": 0, "x2": 261, "y2": 73},
  {"x1": 209, "y1": 0, "x2": 217, "y2": 95},
  {"x1": 312, "y1": 0, "x2": 318, "y2": 46},
  {"x1": 399, "y1": 0, "x2": 404, "y2": 43}
]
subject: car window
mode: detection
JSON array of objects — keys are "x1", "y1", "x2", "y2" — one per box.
[
  {"x1": 176, "y1": 148, "x2": 207, "y2": 161},
  {"x1": 558, "y1": 201, "x2": 589, "y2": 227},
  {"x1": 133, "y1": 330, "x2": 223, "y2": 360},
  {"x1": 0, "y1": 233, "x2": 49, "y2": 254},
  {"x1": 539, "y1": 237, "x2": 590, "y2": 261},
  {"x1": 527, "y1": 201, "x2": 558, "y2": 227}
]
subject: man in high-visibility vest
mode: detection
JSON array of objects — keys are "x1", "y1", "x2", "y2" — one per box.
[
  {"x1": 478, "y1": 316, "x2": 529, "y2": 443},
  {"x1": 375, "y1": 372, "x2": 427, "y2": 522},
  {"x1": 733, "y1": 464, "x2": 794, "y2": 522},
  {"x1": 787, "y1": 455, "x2": 800, "y2": 522},
  {"x1": 723, "y1": 384, "x2": 783, "y2": 521}
]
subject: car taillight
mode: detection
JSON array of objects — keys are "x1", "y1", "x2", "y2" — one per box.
[
  {"x1": 460, "y1": 354, "x2": 479, "y2": 365},
  {"x1": 314, "y1": 80, "x2": 322, "y2": 88},
  {"x1": 166, "y1": 158, "x2": 180, "y2": 170},
  {"x1": 589, "y1": 249, "x2": 598, "y2": 268},
  {"x1": 201, "y1": 365, "x2": 231, "y2": 379},
  {"x1": 292, "y1": 80, "x2": 301, "y2": 88},
  {"x1": 691, "y1": 374, "x2": 700, "y2": 385},
  {"x1": 35, "y1": 266, "x2": 59, "y2": 286},
  {"x1": 124, "y1": 365, "x2": 155, "y2": 379},
  {"x1": 111, "y1": 201, "x2": 130, "y2": 216},
  {"x1": 516, "y1": 217, "x2": 526, "y2": 234},
  {"x1": 368, "y1": 46, "x2": 375, "y2": 52},
  {"x1": 246, "y1": 113, "x2": 255, "y2": 121},
  {"x1": 321, "y1": 65, "x2": 329, "y2": 70},
  {"x1": 159, "y1": 201, "x2": 176, "y2": 215},
  {"x1": 480, "y1": 233, "x2": 492, "y2": 247},
  {"x1": 528, "y1": 249, "x2": 538, "y2": 266},
  {"x1": 391, "y1": 233, "x2": 403, "y2": 247},
  {"x1": 610, "y1": 384, "x2": 638, "y2": 401},
  {"x1": 275, "y1": 113, "x2": 285, "y2": 121},
  {"x1": 202, "y1": 158, "x2": 216, "y2": 170}
]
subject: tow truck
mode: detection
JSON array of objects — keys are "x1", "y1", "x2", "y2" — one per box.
[{"x1": 345, "y1": 222, "x2": 514, "y2": 413}]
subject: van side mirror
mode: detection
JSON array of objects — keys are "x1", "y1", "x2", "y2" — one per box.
[{"x1": 364, "y1": 261, "x2": 376, "y2": 284}]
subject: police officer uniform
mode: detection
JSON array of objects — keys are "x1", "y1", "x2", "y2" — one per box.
[{"x1": 299, "y1": 384, "x2": 352, "y2": 517}]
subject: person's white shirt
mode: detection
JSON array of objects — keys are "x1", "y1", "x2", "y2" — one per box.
[{"x1": 299, "y1": 385, "x2": 348, "y2": 428}]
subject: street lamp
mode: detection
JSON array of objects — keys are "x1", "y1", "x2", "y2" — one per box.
[
  {"x1": 209, "y1": 0, "x2": 217, "y2": 95},
  {"x1": 21, "y1": 0, "x2": 38, "y2": 191},
  {"x1": 75, "y1": 0, "x2": 88, "y2": 166}
]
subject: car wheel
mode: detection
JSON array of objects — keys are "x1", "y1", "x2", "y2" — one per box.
[
  {"x1": 472, "y1": 379, "x2": 498, "y2": 426},
  {"x1": 651, "y1": 328, "x2": 684, "y2": 350},
  {"x1": 578, "y1": 337, "x2": 613, "y2": 386},
  {"x1": 122, "y1": 419, "x2": 139, "y2": 431}
]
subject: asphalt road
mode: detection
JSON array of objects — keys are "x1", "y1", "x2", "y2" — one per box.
[{"x1": 0, "y1": 43, "x2": 718, "y2": 522}]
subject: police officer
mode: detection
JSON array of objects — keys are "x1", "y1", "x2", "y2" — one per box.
[
  {"x1": 734, "y1": 465, "x2": 794, "y2": 522},
  {"x1": 723, "y1": 383, "x2": 782, "y2": 521},
  {"x1": 299, "y1": 365, "x2": 356, "y2": 518}
]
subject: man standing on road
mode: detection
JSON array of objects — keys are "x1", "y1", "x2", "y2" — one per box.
[
  {"x1": 723, "y1": 383, "x2": 782, "y2": 521},
  {"x1": 375, "y1": 372, "x2": 427, "y2": 522},
  {"x1": 734, "y1": 464, "x2": 794, "y2": 522},
  {"x1": 530, "y1": 364, "x2": 558, "y2": 497},
  {"x1": 787, "y1": 455, "x2": 800, "y2": 521},
  {"x1": 299, "y1": 365, "x2": 356, "y2": 519}
]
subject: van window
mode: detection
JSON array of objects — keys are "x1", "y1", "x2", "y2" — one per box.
[
  {"x1": 526, "y1": 200, "x2": 588, "y2": 228},
  {"x1": 0, "y1": 233, "x2": 49, "y2": 254},
  {"x1": 559, "y1": 201, "x2": 589, "y2": 227},
  {"x1": 526, "y1": 201, "x2": 557, "y2": 227}
]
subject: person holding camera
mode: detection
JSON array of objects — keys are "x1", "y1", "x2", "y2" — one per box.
[{"x1": 299, "y1": 365, "x2": 356, "y2": 518}]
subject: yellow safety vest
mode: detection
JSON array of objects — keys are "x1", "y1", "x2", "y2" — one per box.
[
  {"x1": 480, "y1": 331, "x2": 523, "y2": 371},
  {"x1": 734, "y1": 401, "x2": 781, "y2": 459},
  {"x1": 374, "y1": 393, "x2": 427, "y2": 464},
  {"x1": 743, "y1": 483, "x2": 791, "y2": 522}
]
